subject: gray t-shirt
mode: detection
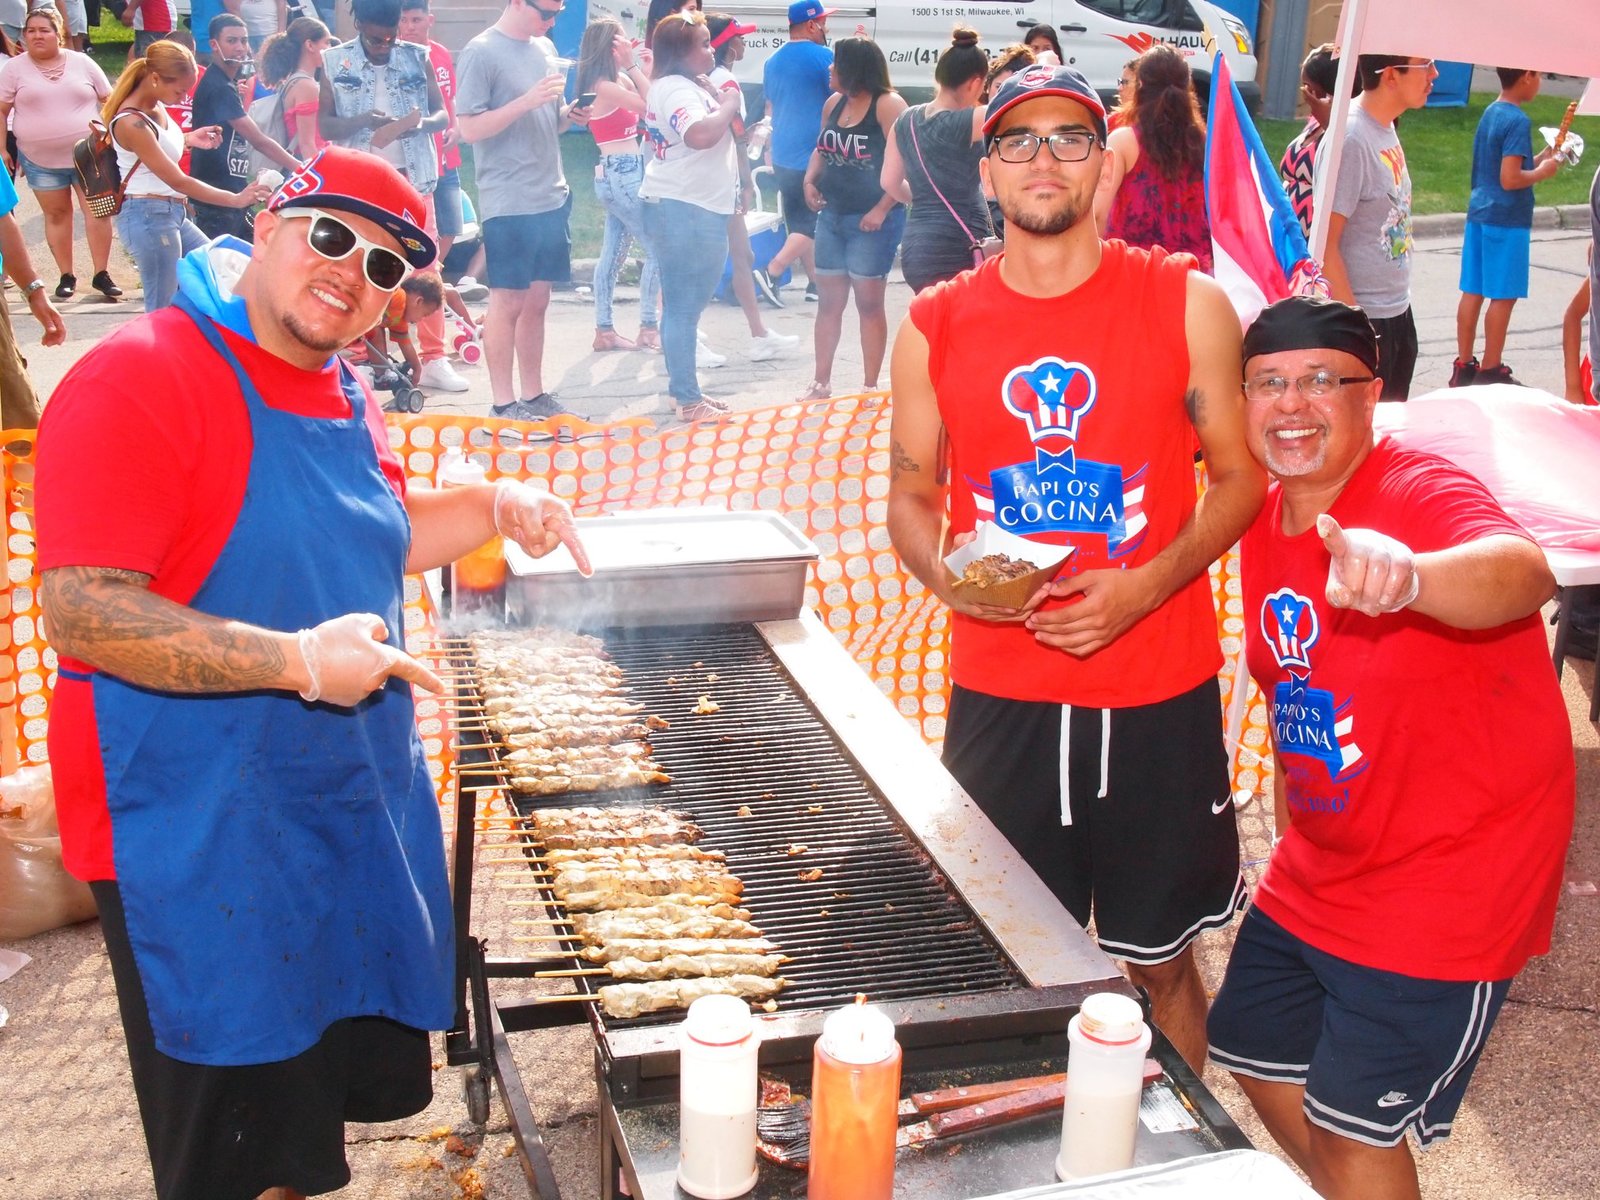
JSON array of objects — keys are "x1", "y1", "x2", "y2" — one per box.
[
  {"x1": 1320, "y1": 104, "x2": 1412, "y2": 319},
  {"x1": 1589, "y1": 165, "x2": 1599, "y2": 403},
  {"x1": 455, "y1": 28, "x2": 568, "y2": 220}
]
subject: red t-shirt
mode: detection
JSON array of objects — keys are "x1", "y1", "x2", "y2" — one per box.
[
  {"x1": 908, "y1": 243, "x2": 1220, "y2": 708},
  {"x1": 428, "y1": 40, "x2": 462, "y2": 173},
  {"x1": 165, "y1": 76, "x2": 195, "y2": 174},
  {"x1": 1243, "y1": 438, "x2": 1573, "y2": 981},
  {"x1": 138, "y1": 0, "x2": 176, "y2": 33},
  {"x1": 36, "y1": 307, "x2": 406, "y2": 882}
]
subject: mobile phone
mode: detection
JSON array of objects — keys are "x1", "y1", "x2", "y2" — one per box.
[{"x1": 577, "y1": 92, "x2": 597, "y2": 108}]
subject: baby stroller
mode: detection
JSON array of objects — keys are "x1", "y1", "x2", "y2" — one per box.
[{"x1": 345, "y1": 335, "x2": 426, "y2": 414}]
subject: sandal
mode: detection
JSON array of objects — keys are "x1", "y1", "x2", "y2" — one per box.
[
  {"x1": 796, "y1": 380, "x2": 832, "y2": 401},
  {"x1": 677, "y1": 398, "x2": 732, "y2": 422},
  {"x1": 637, "y1": 327, "x2": 662, "y2": 351},
  {"x1": 593, "y1": 329, "x2": 637, "y2": 352}
]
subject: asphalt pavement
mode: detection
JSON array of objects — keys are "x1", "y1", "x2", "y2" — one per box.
[{"x1": 1, "y1": 196, "x2": 1597, "y2": 1200}]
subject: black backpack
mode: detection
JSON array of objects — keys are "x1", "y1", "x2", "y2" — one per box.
[{"x1": 72, "y1": 110, "x2": 153, "y2": 219}]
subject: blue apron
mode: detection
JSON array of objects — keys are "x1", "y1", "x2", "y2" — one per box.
[{"x1": 87, "y1": 295, "x2": 453, "y2": 1066}]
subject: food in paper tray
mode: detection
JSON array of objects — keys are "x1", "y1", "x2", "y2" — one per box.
[{"x1": 957, "y1": 553, "x2": 1038, "y2": 589}]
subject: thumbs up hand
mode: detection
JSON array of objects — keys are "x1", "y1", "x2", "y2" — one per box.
[{"x1": 1317, "y1": 513, "x2": 1419, "y2": 617}]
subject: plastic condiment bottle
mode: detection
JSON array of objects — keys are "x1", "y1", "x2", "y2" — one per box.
[
  {"x1": 438, "y1": 448, "x2": 506, "y2": 613},
  {"x1": 808, "y1": 996, "x2": 901, "y2": 1200},
  {"x1": 677, "y1": 994, "x2": 761, "y2": 1199},
  {"x1": 1055, "y1": 991, "x2": 1153, "y2": 1181}
]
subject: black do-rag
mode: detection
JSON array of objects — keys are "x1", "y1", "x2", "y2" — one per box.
[{"x1": 1242, "y1": 296, "x2": 1380, "y2": 375}]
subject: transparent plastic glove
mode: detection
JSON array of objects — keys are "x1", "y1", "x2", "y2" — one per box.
[
  {"x1": 492, "y1": 481, "x2": 594, "y2": 576},
  {"x1": 296, "y1": 613, "x2": 444, "y2": 706},
  {"x1": 1317, "y1": 514, "x2": 1419, "y2": 617}
]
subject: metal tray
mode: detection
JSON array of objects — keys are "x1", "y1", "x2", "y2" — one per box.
[{"x1": 504, "y1": 508, "x2": 819, "y2": 628}]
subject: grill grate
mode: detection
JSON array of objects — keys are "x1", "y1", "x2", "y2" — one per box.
[{"x1": 463, "y1": 623, "x2": 1026, "y2": 1027}]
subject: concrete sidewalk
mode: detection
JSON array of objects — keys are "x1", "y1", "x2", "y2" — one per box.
[{"x1": 1, "y1": 202, "x2": 1598, "y2": 1200}]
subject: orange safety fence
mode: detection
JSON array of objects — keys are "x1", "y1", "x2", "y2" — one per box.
[{"x1": 0, "y1": 399, "x2": 1272, "y2": 811}]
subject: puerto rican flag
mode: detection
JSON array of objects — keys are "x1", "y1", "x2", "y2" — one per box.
[{"x1": 1203, "y1": 53, "x2": 1326, "y2": 327}]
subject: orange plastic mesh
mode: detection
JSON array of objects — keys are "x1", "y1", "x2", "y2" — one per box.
[{"x1": 0, "y1": 401, "x2": 1270, "y2": 814}]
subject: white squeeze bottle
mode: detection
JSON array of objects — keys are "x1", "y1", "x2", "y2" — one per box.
[
  {"x1": 677, "y1": 994, "x2": 761, "y2": 1199},
  {"x1": 1055, "y1": 992, "x2": 1152, "y2": 1181}
]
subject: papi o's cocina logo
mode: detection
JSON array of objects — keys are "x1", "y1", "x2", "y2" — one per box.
[{"x1": 1260, "y1": 587, "x2": 1365, "y2": 784}]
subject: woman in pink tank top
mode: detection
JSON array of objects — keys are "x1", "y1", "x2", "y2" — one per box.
[
  {"x1": 576, "y1": 16, "x2": 661, "y2": 351},
  {"x1": 1094, "y1": 44, "x2": 1211, "y2": 273}
]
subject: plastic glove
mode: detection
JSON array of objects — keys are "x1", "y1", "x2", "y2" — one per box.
[
  {"x1": 493, "y1": 481, "x2": 594, "y2": 576},
  {"x1": 297, "y1": 612, "x2": 444, "y2": 706},
  {"x1": 1317, "y1": 514, "x2": 1419, "y2": 617}
]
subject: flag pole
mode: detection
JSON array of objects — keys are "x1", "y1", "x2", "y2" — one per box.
[{"x1": 1308, "y1": 0, "x2": 1369, "y2": 263}]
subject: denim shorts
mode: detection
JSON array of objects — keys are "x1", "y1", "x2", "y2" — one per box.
[
  {"x1": 1458, "y1": 219, "x2": 1531, "y2": 300},
  {"x1": 483, "y1": 197, "x2": 572, "y2": 290},
  {"x1": 18, "y1": 151, "x2": 76, "y2": 193},
  {"x1": 813, "y1": 206, "x2": 906, "y2": 280},
  {"x1": 434, "y1": 167, "x2": 463, "y2": 239},
  {"x1": 1208, "y1": 906, "x2": 1510, "y2": 1149}
]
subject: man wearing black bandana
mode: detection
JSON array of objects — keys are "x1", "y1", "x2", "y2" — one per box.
[{"x1": 1208, "y1": 296, "x2": 1573, "y2": 1200}]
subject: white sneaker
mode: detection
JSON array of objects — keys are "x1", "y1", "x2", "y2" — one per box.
[
  {"x1": 456, "y1": 276, "x2": 489, "y2": 302},
  {"x1": 697, "y1": 339, "x2": 726, "y2": 369},
  {"x1": 419, "y1": 358, "x2": 471, "y2": 392},
  {"x1": 747, "y1": 330, "x2": 800, "y2": 361}
]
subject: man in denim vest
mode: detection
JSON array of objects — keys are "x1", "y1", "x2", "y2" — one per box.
[{"x1": 319, "y1": 0, "x2": 446, "y2": 201}]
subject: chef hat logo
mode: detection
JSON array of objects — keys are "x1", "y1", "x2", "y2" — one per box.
[
  {"x1": 1001, "y1": 356, "x2": 1097, "y2": 444},
  {"x1": 1262, "y1": 588, "x2": 1319, "y2": 671}
]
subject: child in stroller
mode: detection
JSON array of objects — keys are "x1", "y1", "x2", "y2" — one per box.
[{"x1": 349, "y1": 272, "x2": 445, "y2": 413}]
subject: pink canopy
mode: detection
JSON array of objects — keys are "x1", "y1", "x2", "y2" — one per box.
[{"x1": 1373, "y1": 386, "x2": 1600, "y2": 554}]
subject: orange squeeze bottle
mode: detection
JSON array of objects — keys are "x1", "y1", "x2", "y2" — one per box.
[{"x1": 808, "y1": 996, "x2": 901, "y2": 1200}]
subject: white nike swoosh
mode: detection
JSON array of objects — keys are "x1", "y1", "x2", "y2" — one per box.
[
  {"x1": 1211, "y1": 797, "x2": 1232, "y2": 815},
  {"x1": 1376, "y1": 1096, "x2": 1409, "y2": 1108}
]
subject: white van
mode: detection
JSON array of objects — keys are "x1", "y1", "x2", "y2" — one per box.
[{"x1": 588, "y1": 0, "x2": 1259, "y2": 114}]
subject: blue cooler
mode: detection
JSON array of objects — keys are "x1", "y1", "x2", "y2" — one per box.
[{"x1": 717, "y1": 167, "x2": 792, "y2": 303}]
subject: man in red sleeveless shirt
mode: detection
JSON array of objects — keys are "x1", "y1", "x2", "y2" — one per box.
[
  {"x1": 1208, "y1": 297, "x2": 1572, "y2": 1200},
  {"x1": 887, "y1": 65, "x2": 1265, "y2": 1072}
]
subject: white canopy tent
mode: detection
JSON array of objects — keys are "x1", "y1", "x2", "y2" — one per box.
[{"x1": 1308, "y1": 0, "x2": 1600, "y2": 260}]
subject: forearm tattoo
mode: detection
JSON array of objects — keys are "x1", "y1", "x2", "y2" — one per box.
[{"x1": 41, "y1": 566, "x2": 290, "y2": 693}]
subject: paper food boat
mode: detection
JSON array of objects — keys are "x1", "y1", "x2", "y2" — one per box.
[{"x1": 943, "y1": 522, "x2": 1075, "y2": 609}]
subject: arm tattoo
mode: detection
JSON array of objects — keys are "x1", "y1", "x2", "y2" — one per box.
[
  {"x1": 1185, "y1": 387, "x2": 1205, "y2": 429},
  {"x1": 41, "y1": 566, "x2": 290, "y2": 694},
  {"x1": 890, "y1": 438, "x2": 922, "y2": 480}
]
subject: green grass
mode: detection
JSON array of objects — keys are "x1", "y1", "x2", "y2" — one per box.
[{"x1": 1256, "y1": 92, "x2": 1599, "y2": 217}]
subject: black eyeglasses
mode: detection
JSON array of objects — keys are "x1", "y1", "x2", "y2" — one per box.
[
  {"x1": 991, "y1": 130, "x2": 1099, "y2": 164},
  {"x1": 531, "y1": 1, "x2": 563, "y2": 18},
  {"x1": 279, "y1": 208, "x2": 414, "y2": 291},
  {"x1": 1243, "y1": 371, "x2": 1375, "y2": 401}
]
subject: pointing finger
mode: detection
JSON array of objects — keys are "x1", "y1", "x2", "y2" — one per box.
[
  {"x1": 385, "y1": 649, "x2": 444, "y2": 695},
  {"x1": 1316, "y1": 513, "x2": 1347, "y2": 559}
]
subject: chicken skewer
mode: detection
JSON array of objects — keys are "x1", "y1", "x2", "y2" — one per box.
[{"x1": 545, "y1": 953, "x2": 788, "y2": 982}]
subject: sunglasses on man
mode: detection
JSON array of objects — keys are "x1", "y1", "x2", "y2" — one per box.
[{"x1": 277, "y1": 207, "x2": 415, "y2": 291}]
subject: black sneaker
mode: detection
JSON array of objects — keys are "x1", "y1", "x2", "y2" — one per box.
[
  {"x1": 91, "y1": 270, "x2": 123, "y2": 299},
  {"x1": 1474, "y1": 362, "x2": 1521, "y2": 386},
  {"x1": 1448, "y1": 356, "x2": 1478, "y2": 387},
  {"x1": 54, "y1": 273, "x2": 76, "y2": 300},
  {"x1": 752, "y1": 267, "x2": 784, "y2": 308},
  {"x1": 804, "y1": 281, "x2": 819, "y2": 303}
]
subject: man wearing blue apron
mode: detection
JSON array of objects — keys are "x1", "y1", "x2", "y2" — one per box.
[{"x1": 35, "y1": 145, "x2": 591, "y2": 1200}]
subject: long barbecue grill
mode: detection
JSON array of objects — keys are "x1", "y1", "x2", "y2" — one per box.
[{"x1": 435, "y1": 511, "x2": 1250, "y2": 1198}]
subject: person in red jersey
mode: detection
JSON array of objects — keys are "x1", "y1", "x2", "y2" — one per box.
[
  {"x1": 35, "y1": 146, "x2": 591, "y2": 1200},
  {"x1": 1209, "y1": 295, "x2": 1574, "y2": 1200},
  {"x1": 886, "y1": 64, "x2": 1266, "y2": 1073}
]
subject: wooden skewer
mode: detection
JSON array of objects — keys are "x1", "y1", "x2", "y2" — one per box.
[
  {"x1": 511, "y1": 917, "x2": 574, "y2": 926},
  {"x1": 535, "y1": 967, "x2": 606, "y2": 978},
  {"x1": 532, "y1": 993, "x2": 599, "y2": 1004}
]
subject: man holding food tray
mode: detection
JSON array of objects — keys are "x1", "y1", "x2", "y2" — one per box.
[
  {"x1": 886, "y1": 64, "x2": 1266, "y2": 1073},
  {"x1": 33, "y1": 146, "x2": 591, "y2": 1200},
  {"x1": 1208, "y1": 296, "x2": 1572, "y2": 1200}
]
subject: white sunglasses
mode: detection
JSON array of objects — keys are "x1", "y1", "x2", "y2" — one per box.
[{"x1": 274, "y1": 206, "x2": 415, "y2": 290}]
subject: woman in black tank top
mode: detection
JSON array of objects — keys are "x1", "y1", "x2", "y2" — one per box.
[{"x1": 797, "y1": 37, "x2": 906, "y2": 400}]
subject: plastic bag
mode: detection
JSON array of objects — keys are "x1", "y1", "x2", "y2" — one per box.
[{"x1": 0, "y1": 765, "x2": 98, "y2": 939}]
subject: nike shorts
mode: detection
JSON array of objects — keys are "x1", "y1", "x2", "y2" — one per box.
[
  {"x1": 942, "y1": 676, "x2": 1244, "y2": 964},
  {"x1": 1208, "y1": 906, "x2": 1511, "y2": 1148}
]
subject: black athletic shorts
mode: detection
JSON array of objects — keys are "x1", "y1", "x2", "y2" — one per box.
[
  {"x1": 773, "y1": 165, "x2": 818, "y2": 240},
  {"x1": 1371, "y1": 306, "x2": 1418, "y2": 401},
  {"x1": 93, "y1": 881, "x2": 435, "y2": 1200},
  {"x1": 942, "y1": 676, "x2": 1245, "y2": 965}
]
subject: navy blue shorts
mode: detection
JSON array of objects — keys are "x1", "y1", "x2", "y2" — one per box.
[
  {"x1": 483, "y1": 197, "x2": 572, "y2": 290},
  {"x1": 1208, "y1": 906, "x2": 1510, "y2": 1148},
  {"x1": 814, "y1": 206, "x2": 907, "y2": 281},
  {"x1": 773, "y1": 166, "x2": 817, "y2": 240}
]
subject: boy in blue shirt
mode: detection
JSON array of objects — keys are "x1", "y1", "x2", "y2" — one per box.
[{"x1": 1452, "y1": 68, "x2": 1560, "y2": 386}]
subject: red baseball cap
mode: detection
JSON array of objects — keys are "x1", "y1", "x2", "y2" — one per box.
[
  {"x1": 983, "y1": 64, "x2": 1109, "y2": 142},
  {"x1": 710, "y1": 19, "x2": 757, "y2": 48},
  {"x1": 267, "y1": 146, "x2": 437, "y2": 269}
]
